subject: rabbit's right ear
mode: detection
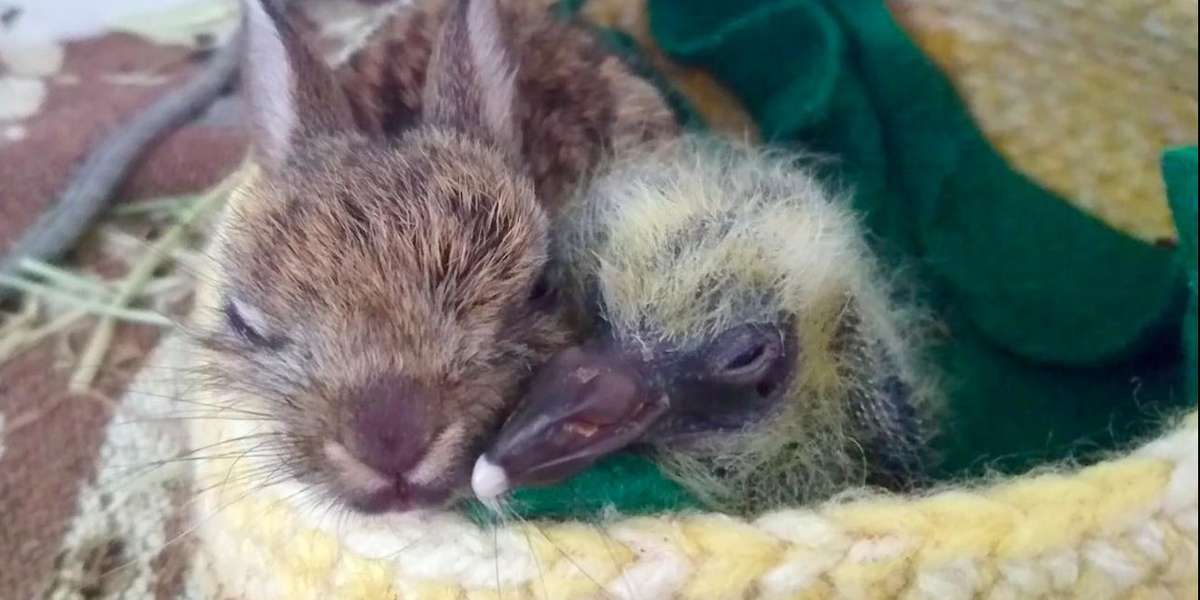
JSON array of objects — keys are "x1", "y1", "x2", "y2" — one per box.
[
  {"x1": 422, "y1": 0, "x2": 521, "y2": 154},
  {"x1": 239, "y1": 0, "x2": 355, "y2": 169}
]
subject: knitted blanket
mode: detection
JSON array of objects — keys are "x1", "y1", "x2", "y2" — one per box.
[{"x1": 0, "y1": 3, "x2": 239, "y2": 597}]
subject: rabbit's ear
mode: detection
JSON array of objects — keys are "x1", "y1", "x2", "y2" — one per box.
[
  {"x1": 422, "y1": 0, "x2": 521, "y2": 154},
  {"x1": 239, "y1": 0, "x2": 356, "y2": 169}
]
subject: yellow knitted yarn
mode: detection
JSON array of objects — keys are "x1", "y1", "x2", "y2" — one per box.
[
  {"x1": 192, "y1": 410, "x2": 1197, "y2": 599},
  {"x1": 889, "y1": 0, "x2": 1198, "y2": 244}
]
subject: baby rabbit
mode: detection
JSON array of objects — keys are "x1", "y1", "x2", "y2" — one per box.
[
  {"x1": 473, "y1": 136, "x2": 936, "y2": 515},
  {"x1": 188, "y1": 0, "x2": 674, "y2": 515}
]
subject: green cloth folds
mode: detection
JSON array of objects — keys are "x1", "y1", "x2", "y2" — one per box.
[{"x1": 1164, "y1": 147, "x2": 1198, "y2": 404}]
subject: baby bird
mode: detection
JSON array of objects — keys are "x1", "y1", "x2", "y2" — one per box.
[{"x1": 473, "y1": 136, "x2": 937, "y2": 515}]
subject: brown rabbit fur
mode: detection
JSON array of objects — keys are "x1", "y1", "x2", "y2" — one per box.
[
  {"x1": 339, "y1": 0, "x2": 677, "y2": 206},
  {"x1": 189, "y1": 0, "x2": 675, "y2": 515}
]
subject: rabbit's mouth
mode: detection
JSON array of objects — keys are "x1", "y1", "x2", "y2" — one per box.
[
  {"x1": 341, "y1": 479, "x2": 457, "y2": 514},
  {"x1": 322, "y1": 423, "x2": 469, "y2": 515}
]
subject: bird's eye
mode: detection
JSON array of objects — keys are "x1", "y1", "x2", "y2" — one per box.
[
  {"x1": 705, "y1": 324, "x2": 783, "y2": 386},
  {"x1": 528, "y1": 270, "x2": 556, "y2": 308},
  {"x1": 724, "y1": 342, "x2": 767, "y2": 371},
  {"x1": 223, "y1": 299, "x2": 276, "y2": 348}
]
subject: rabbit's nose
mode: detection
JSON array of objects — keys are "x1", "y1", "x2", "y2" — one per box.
[{"x1": 343, "y1": 374, "x2": 437, "y2": 478}]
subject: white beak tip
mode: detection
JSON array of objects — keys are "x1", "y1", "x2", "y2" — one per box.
[{"x1": 471, "y1": 455, "x2": 510, "y2": 500}]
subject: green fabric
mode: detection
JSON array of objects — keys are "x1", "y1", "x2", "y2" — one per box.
[
  {"x1": 489, "y1": 1, "x2": 1196, "y2": 518},
  {"x1": 460, "y1": 454, "x2": 697, "y2": 520},
  {"x1": 649, "y1": 0, "x2": 1185, "y2": 367},
  {"x1": 1164, "y1": 147, "x2": 1198, "y2": 404}
]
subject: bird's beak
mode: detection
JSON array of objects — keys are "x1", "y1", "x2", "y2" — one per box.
[{"x1": 471, "y1": 342, "x2": 668, "y2": 500}]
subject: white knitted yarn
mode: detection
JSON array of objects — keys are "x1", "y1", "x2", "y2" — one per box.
[{"x1": 176, "y1": 314, "x2": 1197, "y2": 600}]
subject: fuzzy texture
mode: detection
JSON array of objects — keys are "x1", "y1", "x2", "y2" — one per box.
[
  {"x1": 191, "y1": 0, "x2": 676, "y2": 515},
  {"x1": 197, "y1": 0, "x2": 565, "y2": 513},
  {"x1": 336, "y1": 0, "x2": 678, "y2": 209},
  {"x1": 551, "y1": 136, "x2": 937, "y2": 514}
]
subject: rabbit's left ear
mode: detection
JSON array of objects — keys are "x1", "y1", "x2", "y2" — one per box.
[
  {"x1": 421, "y1": 0, "x2": 521, "y2": 154},
  {"x1": 239, "y1": 0, "x2": 357, "y2": 170}
]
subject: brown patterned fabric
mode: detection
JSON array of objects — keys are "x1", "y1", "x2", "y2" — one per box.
[
  {"x1": 0, "y1": 2, "x2": 385, "y2": 597},
  {"x1": 0, "y1": 325, "x2": 162, "y2": 599},
  {"x1": 0, "y1": 32, "x2": 246, "y2": 258},
  {"x1": 0, "y1": 28, "x2": 239, "y2": 600}
]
